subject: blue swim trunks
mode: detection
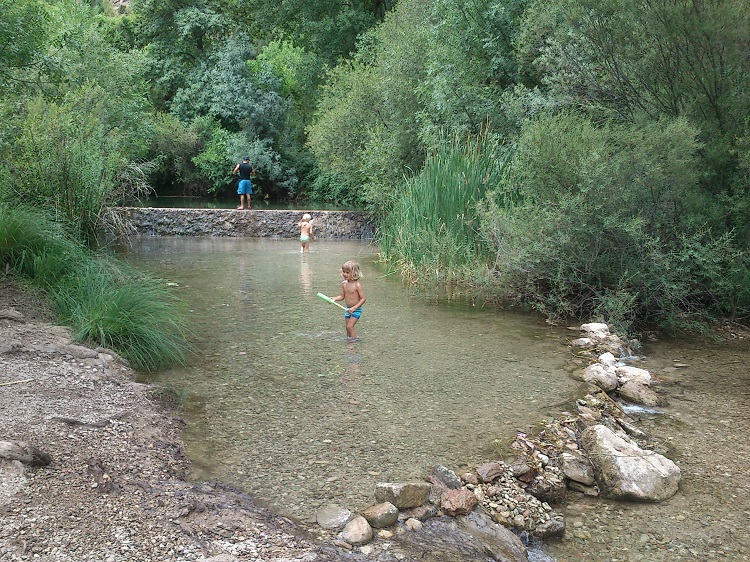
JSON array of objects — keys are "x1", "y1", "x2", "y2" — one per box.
[
  {"x1": 237, "y1": 179, "x2": 253, "y2": 195},
  {"x1": 344, "y1": 307, "x2": 363, "y2": 319}
]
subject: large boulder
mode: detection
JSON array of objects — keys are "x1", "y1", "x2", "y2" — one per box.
[{"x1": 581, "y1": 425, "x2": 680, "y2": 501}]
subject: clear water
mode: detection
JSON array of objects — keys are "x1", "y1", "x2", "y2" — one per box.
[{"x1": 124, "y1": 236, "x2": 583, "y2": 524}]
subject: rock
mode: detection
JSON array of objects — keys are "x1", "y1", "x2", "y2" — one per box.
[
  {"x1": 583, "y1": 363, "x2": 618, "y2": 391},
  {"x1": 510, "y1": 459, "x2": 534, "y2": 478},
  {"x1": 197, "y1": 555, "x2": 239, "y2": 562},
  {"x1": 61, "y1": 344, "x2": 100, "y2": 359},
  {"x1": 598, "y1": 352, "x2": 617, "y2": 367},
  {"x1": 560, "y1": 451, "x2": 595, "y2": 486},
  {"x1": 440, "y1": 489, "x2": 478, "y2": 516},
  {"x1": 400, "y1": 504, "x2": 438, "y2": 521},
  {"x1": 532, "y1": 515, "x2": 566, "y2": 539},
  {"x1": 341, "y1": 515, "x2": 372, "y2": 546},
  {"x1": 581, "y1": 424, "x2": 681, "y2": 501},
  {"x1": 0, "y1": 440, "x2": 51, "y2": 466},
  {"x1": 570, "y1": 337, "x2": 594, "y2": 350},
  {"x1": 460, "y1": 471, "x2": 479, "y2": 485},
  {"x1": 458, "y1": 510, "x2": 529, "y2": 562},
  {"x1": 616, "y1": 365, "x2": 652, "y2": 386},
  {"x1": 568, "y1": 481, "x2": 599, "y2": 496},
  {"x1": 580, "y1": 323, "x2": 610, "y2": 338},
  {"x1": 0, "y1": 307, "x2": 24, "y2": 322},
  {"x1": 361, "y1": 501, "x2": 399, "y2": 528},
  {"x1": 476, "y1": 461, "x2": 505, "y2": 483},
  {"x1": 526, "y1": 470, "x2": 567, "y2": 504},
  {"x1": 618, "y1": 380, "x2": 665, "y2": 406},
  {"x1": 316, "y1": 504, "x2": 352, "y2": 529},
  {"x1": 374, "y1": 482, "x2": 431, "y2": 509},
  {"x1": 428, "y1": 464, "x2": 463, "y2": 490},
  {"x1": 404, "y1": 517, "x2": 423, "y2": 531}
]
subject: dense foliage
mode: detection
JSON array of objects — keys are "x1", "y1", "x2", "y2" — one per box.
[{"x1": 1, "y1": 0, "x2": 748, "y2": 334}]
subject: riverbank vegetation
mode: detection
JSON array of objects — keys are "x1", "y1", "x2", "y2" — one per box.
[
  {"x1": 1, "y1": 0, "x2": 749, "y2": 337},
  {"x1": 0, "y1": 206, "x2": 191, "y2": 371}
]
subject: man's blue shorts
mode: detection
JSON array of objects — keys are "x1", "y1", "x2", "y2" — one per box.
[
  {"x1": 238, "y1": 179, "x2": 253, "y2": 195},
  {"x1": 344, "y1": 307, "x2": 363, "y2": 319}
]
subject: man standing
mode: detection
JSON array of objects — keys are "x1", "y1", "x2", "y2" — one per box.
[{"x1": 232, "y1": 156, "x2": 255, "y2": 210}]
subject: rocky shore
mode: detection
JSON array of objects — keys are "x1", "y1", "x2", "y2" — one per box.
[{"x1": 2, "y1": 278, "x2": 749, "y2": 562}]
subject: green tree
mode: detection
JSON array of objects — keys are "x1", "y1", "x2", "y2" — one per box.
[
  {"x1": 307, "y1": 0, "x2": 433, "y2": 210},
  {"x1": 0, "y1": 0, "x2": 49, "y2": 93}
]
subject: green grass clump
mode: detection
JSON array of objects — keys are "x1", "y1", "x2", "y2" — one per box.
[{"x1": 1, "y1": 204, "x2": 192, "y2": 371}]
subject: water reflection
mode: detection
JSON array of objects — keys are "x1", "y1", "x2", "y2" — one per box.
[{"x1": 124, "y1": 236, "x2": 582, "y2": 524}]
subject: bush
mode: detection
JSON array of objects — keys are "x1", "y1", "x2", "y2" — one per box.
[{"x1": 477, "y1": 112, "x2": 750, "y2": 334}]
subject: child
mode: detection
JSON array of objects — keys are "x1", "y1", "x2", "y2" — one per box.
[
  {"x1": 298, "y1": 213, "x2": 313, "y2": 253},
  {"x1": 328, "y1": 260, "x2": 366, "y2": 340}
]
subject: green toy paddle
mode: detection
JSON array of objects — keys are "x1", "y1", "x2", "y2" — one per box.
[{"x1": 317, "y1": 292, "x2": 347, "y2": 310}]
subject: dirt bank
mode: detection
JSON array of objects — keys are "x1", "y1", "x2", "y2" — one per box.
[{"x1": 0, "y1": 279, "x2": 351, "y2": 562}]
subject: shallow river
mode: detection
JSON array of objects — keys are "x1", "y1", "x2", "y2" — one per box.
[{"x1": 124, "y1": 236, "x2": 750, "y2": 562}]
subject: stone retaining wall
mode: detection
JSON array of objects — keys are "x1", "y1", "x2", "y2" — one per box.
[{"x1": 117, "y1": 208, "x2": 375, "y2": 239}]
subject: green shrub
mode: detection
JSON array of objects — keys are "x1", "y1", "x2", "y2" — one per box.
[{"x1": 477, "y1": 112, "x2": 750, "y2": 334}]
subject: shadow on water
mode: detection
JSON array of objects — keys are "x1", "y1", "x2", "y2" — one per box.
[{"x1": 123, "y1": 236, "x2": 583, "y2": 558}]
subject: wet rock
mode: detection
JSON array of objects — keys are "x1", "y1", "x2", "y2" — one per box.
[
  {"x1": 532, "y1": 514, "x2": 566, "y2": 539},
  {"x1": 393, "y1": 515, "x2": 528, "y2": 562},
  {"x1": 374, "y1": 482, "x2": 431, "y2": 509},
  {"x1": 618, "y1": 380, "x2": 665, "y2": 406},
  {"x1": 458, "y1": 510, "x2": 529, "y2": 562},
  {"x1": 315, "y1": 504, "x2": 352, "y2": 529},
  {"x1": 341, "y1": 515, "x2": 372, "y2": 546},
  {"x1": 581, "y1": 424, "x2": 681, "y2": 501},
  {"x1": 440, "y1": 488, "x2": 477, "y2": 516},
  {"x1": 404, "y1": 517, "x2": 423, "y2": 531},
  {"x1": 361, "y1": 501, "x2": 398, "y2": 528},
  {"x1": 428, "y1": 464, "x2": 462, "y2": 490}
]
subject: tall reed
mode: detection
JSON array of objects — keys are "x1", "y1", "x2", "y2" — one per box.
[{"x1": 378, "y1": 132, "x2": 510, "y2": 284}]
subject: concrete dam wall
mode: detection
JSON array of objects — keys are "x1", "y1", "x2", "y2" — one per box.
[{"x1": 117, "y1": 208, "x2": 375, "y2": 239}]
